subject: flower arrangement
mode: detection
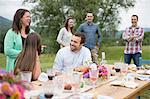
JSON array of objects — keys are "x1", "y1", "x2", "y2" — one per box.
[
  {"x1": 97, "y1": 65, "x2": 108, "y2": 80},
  {"x1": 0, "y1": 69, "x2": 30, "y2": 99},
  {"x1": 74, "y1": 64, "x2": 108, "y2": 80}
]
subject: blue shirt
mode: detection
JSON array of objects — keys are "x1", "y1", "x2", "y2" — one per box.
[{"x1": 77, "y1": 22, "x2": 101, "y2": 49}]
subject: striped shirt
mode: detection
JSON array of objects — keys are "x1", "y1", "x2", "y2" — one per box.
[{"x1": 122, "y1": 26, "x2": 144, "y2": 54}]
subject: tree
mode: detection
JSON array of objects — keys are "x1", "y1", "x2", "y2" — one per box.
[{"x1": 23, "y1": 0, "x2": 136, "y2": 53}]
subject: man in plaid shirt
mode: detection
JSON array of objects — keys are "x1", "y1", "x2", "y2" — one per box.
[{"x1": 122, "y1": 15, "x2": 144, "y2": 67}]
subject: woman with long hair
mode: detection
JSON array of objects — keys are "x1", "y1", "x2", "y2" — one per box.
[
  {"x1": 4, "y1": 9, "x2": 34, "y2": 72},
  {"x1": 14, "y1": 33, "x2": 41, "y2": 81},
  {"x1": 57, "y1": 17, "x2": 74, "y2": 48}
]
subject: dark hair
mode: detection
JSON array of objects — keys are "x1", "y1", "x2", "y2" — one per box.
[
  {"x1": 132, "y1": 15, "x2": 138, "y2": 20},
  {"x1": 86, "y1": 11, "x2": 94, "y2": 16},
  {"x1": 64, "y1": 17, "x2": 73, "y2": 33},
  {"x1": 12, "y1": 9, "x2": 31, "y2": 34},
  {"x1": 86, "y1": 11, "x2": 93, "y2": 14},
  {"x1": 14, "y1": 33, "x2": 41, "y2": 75},
  {"x1": 73, "y1": 32, "x2": 86, "y2": 44}
]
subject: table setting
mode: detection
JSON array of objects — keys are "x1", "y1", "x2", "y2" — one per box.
[{"x1": 22, "y1": 62, "x2": 150, "y2": 99}]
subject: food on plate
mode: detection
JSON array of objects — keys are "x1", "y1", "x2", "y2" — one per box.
[
  {"x1": 136, "y1": 70, "x2": 145, "y2": 74},
  {"x1": 136, "y1": 69, "x2": 150, "y2": 75},
  {"x1": 74, "y1": 66, "x2": 90, "y2": 74},
  {"x1": 128, "y1": 64, "x2": 136, "y2": 72},
  {"x1": 146, "y1": 70, "x2": 150, "y2": 75},
  {"x1": 143, "y1": 65, "x2": 150, "y2": 69},
  {"x1": 64, "y1": 84, "x2": 72, "y2": 90}
]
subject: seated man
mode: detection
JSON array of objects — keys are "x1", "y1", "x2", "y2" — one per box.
[{"x1": 53, "y1": 32, "x2": 92, "y2": 73}]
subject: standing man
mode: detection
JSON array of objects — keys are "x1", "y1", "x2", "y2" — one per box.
[
  {"x1": 122, "y1": 15, "x2": 144, "y2": 67},
  {"x1": 77, "y1": 12, "x2": 101, "y2": 64},
  {"x1": 53, "y1": 33, "x2": 92, "y2": 73}
]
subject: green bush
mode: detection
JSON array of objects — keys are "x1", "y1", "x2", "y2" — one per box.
[
  {"x1": 41, "y1": 35, "x2": 59, "y2": 54},
  {"x1": 143, "y1": 32, "x2": 150, "y2": 45}
]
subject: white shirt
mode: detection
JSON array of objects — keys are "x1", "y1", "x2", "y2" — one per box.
[
  {"x1": 53, "y1": 46, "x2": 92, "y2": 72},
  {"x1": 57, "y1": 27, "x2": 72, "y2": 47}
]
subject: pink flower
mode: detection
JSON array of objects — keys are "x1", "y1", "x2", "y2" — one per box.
[
  {"x1": 1, "y1": 82, "x2": 13, "y2": 96},
  {"x1": 0, "y1": 69, "x2": 26, "y2": 99},
  {"x1": 0, "y1": 94, "x2": 6, "y2": 99},
  {"x1": 97, "y1": 65, "x2": 108, "y2": 80},
  {"x1": 12, "y1": 84, "x2": 24, "y2": 99}
]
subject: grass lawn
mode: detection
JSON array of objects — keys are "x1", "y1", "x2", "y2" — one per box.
[
  {"x1": 0, "y1": 46, "x2": 150, "y2": 98},
  {"x1": 1, "y1": 46, "x2": 150, "y2": 70}
]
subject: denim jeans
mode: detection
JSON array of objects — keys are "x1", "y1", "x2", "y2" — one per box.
[{"x1": 124, "y1": 52, "x2": 141, "y2": 67}]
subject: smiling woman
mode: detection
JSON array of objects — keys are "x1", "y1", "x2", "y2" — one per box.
[{"x1": 4, "y1": 9, "x2": 34, "y2": 72}]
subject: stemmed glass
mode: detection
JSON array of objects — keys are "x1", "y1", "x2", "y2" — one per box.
[
  {"x1": 71, "y1": 73, "x2": 81, "y2": 94},
  {"x1": 89, "y1": 69, "x2": 99, "y2": 89},
  {"x1": 46, "y1": 68, "x2": 55, "y2": 80},
  {"x1": 121, "y1": 63, "x2": 128, "y2": 77},
  {"x1": 52, "y1": 75, "x2": 64, "y2": 97},
  {"x1": 114, "y1": 62, "x2": 122, "y2": 80}
]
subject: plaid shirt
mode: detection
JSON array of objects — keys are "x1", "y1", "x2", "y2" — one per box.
[{"x1": 122, "y1": 26, "x2": 144, "y2": 54}]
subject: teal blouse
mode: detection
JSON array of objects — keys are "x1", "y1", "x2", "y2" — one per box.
[{"x1": 4, "y1": 28, "x2": 34, "y2": 72}]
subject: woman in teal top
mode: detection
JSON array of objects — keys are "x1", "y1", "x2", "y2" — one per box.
[{"x1": 4, "y1": 9, "x2": 34, "y2": 72}]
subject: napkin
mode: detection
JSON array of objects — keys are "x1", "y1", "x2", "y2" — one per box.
[
  {"x1": 137, "y1": 75, "x2": 150, "y2": 81},
  {"x1": 80, "y1": 93, "x2": 94, "y2": 99},
  {"x1": 124, "y1": 82, "x2": 138, "y2": 89},
  {"x1": 24, "y1": 90, "x2": 42, "y2": 99},
  {"x1": 97, "y1": 95, "x2": 114, "y2": 99},
  {"x1": 110, "y1": 80, "x2": 138, "y2": 89},
  {"x1": 38, "y1": 72, "x2": 48, "y2": 82},
  {"x1": 110, "y1": 80, "x2": 124, "y2": 86}
]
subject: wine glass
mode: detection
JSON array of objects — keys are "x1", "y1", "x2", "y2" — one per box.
[
  {"x1": 71, "y1": 73, "x2": 81, "y2": 94},
  {"x1": 46, "y1": 68, "x2": 55, "y2": 80},
  {"x1": 52, "y1": 76, "x2": 64, "y2": 97},
  {"x1": 89, "y1": 69, "x2": 99, "y2": 89},
  {"x1": 114, "y1": 62, "x2": 122, "y2": 80},
  {"x1": 121, "y1": 63, "x2": 128, "y2": 76}
]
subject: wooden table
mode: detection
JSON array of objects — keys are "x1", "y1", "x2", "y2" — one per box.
[
  {"x1": 88, "y1": 80, "x2": 150, "y2": 99},
  {"x1": 28, "y1": 78, "x2": 150, "y2": 99}
]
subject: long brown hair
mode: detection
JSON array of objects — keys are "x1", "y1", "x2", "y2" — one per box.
[
  {"x1": 14, "y1": 33, "x2": 41, "y2": 74},
  {"x1": 12, "y1": 9, "x2": 31, "y2": 34},
  {"x1": 64, "y1": 17, "x2": 74, "y2": 33}
]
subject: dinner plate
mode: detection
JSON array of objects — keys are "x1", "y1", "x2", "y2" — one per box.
[
  {"x1": 97, "y1": 95, "x2": 113, "y2": 99},
  {"x1": 110, "y1": 81, "x2": 123, "y2": 86},
  {"x1": 136, "y1": 70, "x2": 150, "y2": 75},
  {"x1": 124, "y1": 82, "x2": 138, "y2": 89},
  {"x1": 136, "y1": 70, "x2": 145, "y2": 74},
  {"x1": 63, "y1": 89, "x2": 74, "y2": 93}
]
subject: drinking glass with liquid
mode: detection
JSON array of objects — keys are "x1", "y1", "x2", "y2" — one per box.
[{"x1": 89, "y1": 69, "x2": 99, "y2": 89}]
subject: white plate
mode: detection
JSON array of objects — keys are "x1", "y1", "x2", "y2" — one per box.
[
  {"x1": 63, "y1": 89, "x2": 74, "y2": 93},
  {"x1": 97, "y1": 95, "x2": 114, "y2": 99},
  {"x1": 110, "y1": 81, "x2": 123, "y2": 86}
]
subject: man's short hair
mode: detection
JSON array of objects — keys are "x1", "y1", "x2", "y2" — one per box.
[
  {"x1": 73, "y1": 32, "x2": 86, "y2": 44},
  {"x1": 86, "y1": 11, "x2": 94, "y2": 16},
  {"x1": 132, "y1": 15, "x2": 138, "y2": 20}
]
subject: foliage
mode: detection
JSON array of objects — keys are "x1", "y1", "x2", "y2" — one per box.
[
  {"x1": 23, "y1": 0, "x2": 136, "y2": 53},
  {"x1": 0, "y1": 16, "x2": 12, "y2": 53},
  {"x1": 143, "y1": 32, "x2": 150, "y2": 45},
  {"x1": 101, "y1": 32, "x2": 150, "y2": 47}
]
